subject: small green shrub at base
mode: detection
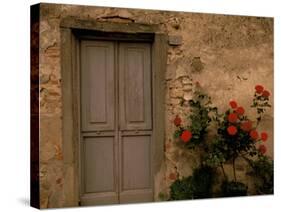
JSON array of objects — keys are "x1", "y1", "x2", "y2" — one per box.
[
  {"x1": 169, "y1": 176, "x2": 194, "y2": 200},
  {"x1": 169, "y1": 166, "x2": 215, "y2": 200}
]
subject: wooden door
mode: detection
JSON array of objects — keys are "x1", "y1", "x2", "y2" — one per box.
[{"x1": 80, "y1": 40, "x2": 153, "y2": 205}]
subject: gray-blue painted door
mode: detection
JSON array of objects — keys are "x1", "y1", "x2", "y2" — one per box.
[{"x1": 80, "y1": 40, "x2": 153, "y2": 205}]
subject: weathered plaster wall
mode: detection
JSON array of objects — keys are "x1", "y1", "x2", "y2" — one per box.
[{"x1": 38, "y1": 3, "x2": 273, "y2": 208}]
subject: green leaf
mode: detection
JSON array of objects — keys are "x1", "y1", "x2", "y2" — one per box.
[{"x1": 174, "y1": 130, "x2": 182, "y2": 139}]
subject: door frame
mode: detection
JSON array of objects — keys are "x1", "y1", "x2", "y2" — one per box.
[{"x1": 60, "y1": 18, "x2": 167, "y2": 206}]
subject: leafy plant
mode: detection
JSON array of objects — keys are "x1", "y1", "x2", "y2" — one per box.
[
  {"x1": 251, "y1": 85, "x2": 271, "y2": 126},
  {"x1": 251, "y1": 155, "x2": 273, "y2": 194},
  {"x1": 173, "y1": 83, "x2": 217, "y2": 148},
  {"x1": 169, "y1": 166, "x2": 215, "y2": 200},
  {"x1": 203, "y1": 85, "x2": 271, "y2": 183},
  {"x1": 169, "y1": 176, "x2": 194, "y2": 200},
  {"x1": 171, "y1": 83, "x2": 272, "y2": 198},
  {"x1": 191, "y1": 166, "x2": 215, "y2": 198}
]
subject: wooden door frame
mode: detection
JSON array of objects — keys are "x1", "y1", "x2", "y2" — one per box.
[{"x1": 60, "y1": 18, "x2": 167, "y2": 206}]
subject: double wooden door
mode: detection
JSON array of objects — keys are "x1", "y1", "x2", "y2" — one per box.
[{"x1": 79, "y1": 40, "x2": 153, "y2": 205}]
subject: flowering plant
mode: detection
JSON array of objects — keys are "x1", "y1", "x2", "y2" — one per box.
[
  {"x1": 206, "y1": 85, "x2": 271, "y2": 180},
  {"x1": 172, "y1": 83, "x2": 272, "y2": 197},
  {"x1": 173, "y1": 84, "x2": 218, "y2": 148}
]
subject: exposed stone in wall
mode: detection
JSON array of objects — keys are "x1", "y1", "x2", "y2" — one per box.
[
  {"x1": 191, "y1": 57, "x2": 204, "y2": 73},
  {"x1": 38, "y1": 3, "x2": 273, "y2": 207}
]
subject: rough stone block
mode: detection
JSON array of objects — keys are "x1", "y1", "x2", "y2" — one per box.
[
  {"x1": 169, "y1": 35, "x2": 183, "y2": 46},
  {"x1": 170, "y1": 88, "x2": 184, "y2": 98},
  {"x1": 175, "y1": 66, "x2": 187, "y2": 79}
]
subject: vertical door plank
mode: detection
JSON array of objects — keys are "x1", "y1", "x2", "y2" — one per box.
[
  {"x1": 119, "y1": 43, "x2": 152, "y2": 130},
  {"x1": 80, "y1": 40, "x2": 118, "y2": 206},
  {"x1": 81, "y1": 40, "x2": 115, "y2": 131},
  {"x1": 118, "y1": 42, "x2": 153, "y2": 203}
]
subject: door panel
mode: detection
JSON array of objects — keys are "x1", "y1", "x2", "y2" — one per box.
[
  {"x1": 119, "y1": 43, "x2": 152, "y2": 130},
  {"x1": 81, "y1": 40, "x2": 115, "y2": 132},
  {"x1": 121, "y1": 135, "x2": 151, "y2": 190},
  {"x1": 83, "y1": 137, "x2": 115, "y2": 193},
  {"x1": 80, "y1": 136, "x2": 119, "y2": 205}
]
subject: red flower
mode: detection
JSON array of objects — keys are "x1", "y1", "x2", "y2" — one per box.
[
  {"x1": 236, "y1": 106, "x2": 245, "y2": 115},
  {"x1": 227, "y1": 126, "x2": 237, "y2": 136},
  {"x1": 250, "y1": 130, "x2": 259, "y2": 140},
  {"x1": 229, "y1": 100, "x2": 238, "y2": 109},
  {"x1": 228, "y1": 113, "x2": 238, "y2": 123},
  {"x1": 241, "y1": 121, "x2": 252, "y2": 132},
  {"x1": 181, "y1": 130, "x2": 192, "y2": 143},
  {"x1": 261, "y1": 132, "x2": 268, "y2": 142},
  {"x1": 262, "y1": 90, "x2": 270, "y2": 97},
  {"x1": 258, "y1": 145, "x2": 267, "y2": 155},
  {"x1": 255, "y1": 85, "x2": 264, "y2": 94},
  {"x1": 174, "y1": 115, "x2": 182, "y2": 127}
]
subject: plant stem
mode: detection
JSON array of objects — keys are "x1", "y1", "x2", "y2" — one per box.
[
  {"x1": 256, "y1": 115, "x2": 261, "y2": 128},
  {"x1": 233, "y1": 157, "x2": 237, "y2": 182},
  {"x1": 220, "y1": 163, "x2": 227, "y2": 181}
]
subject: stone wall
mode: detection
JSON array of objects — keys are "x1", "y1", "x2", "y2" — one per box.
[{"x1": 38, "y1": 3, "x2": 273, "y2": 208}]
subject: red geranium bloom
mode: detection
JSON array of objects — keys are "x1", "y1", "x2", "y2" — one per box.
[
  {"x1": 241, "y1": 121, "x2": 252, "y2": 132},
  {"x1": 174, "y1": 115, "x2": 182, "y2": 127},
  {"x1": 236, "y1": 106, "x2": 245, "y2": 115},
  {"x1": 261, "y1": 132, "x2": 268, "y2": 142},
  {"x1": 250, "y1": 130, "x2": 259, "y2": 140},
  {"x1": 229, "y1": 100, "x2": 238, "y2": 109},
  {"x1": 181, "y1": 130, "x2": 192, "y2": 143},
  {"x1": 258, "y1": 145, "x2": 267, "y2": 155},
  {"x1": 228, "y1": 113, "x2": 238, "y2": 123},
  {"x1": 227, "y1": 125, "x2": 237, "y2": 136},
  {"x1": 255, "y1": 85, "x2": 264, "y2": 94},
  {"x1": 262, "y1": 90, "x2": 270, "y2": 97}
]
